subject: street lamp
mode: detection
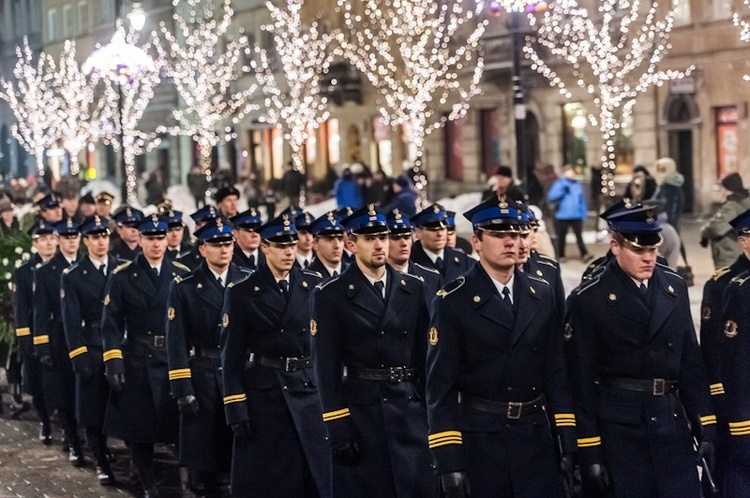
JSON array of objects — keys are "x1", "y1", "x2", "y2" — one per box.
[{"x1": 488, "y1": 0, "x2": 547, "y2": 193}]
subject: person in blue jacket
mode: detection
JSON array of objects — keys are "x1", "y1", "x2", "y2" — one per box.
[
  {"x1": 547, "y1": 165, "x2": 593, "y2": 263},
  {"x1": 384, "y1": 175, "x2": 418, "y2": 218}
]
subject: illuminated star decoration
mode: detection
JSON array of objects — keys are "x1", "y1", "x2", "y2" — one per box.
[
  {"x1": 337, "y1": 0, "x2": 486, "y2": 204},
  {"x1": 0, "y1": 38, "x2": 61, "y2": 177},
  {"x1": 525, "y1": 0, "x2": 692, "y2": 196},
  {"x1": 155, "y1": 0, "x2": 258, "y2": 183},
  {"x1": 254, "y1": 0, "x2": 334, "y2": 175}
]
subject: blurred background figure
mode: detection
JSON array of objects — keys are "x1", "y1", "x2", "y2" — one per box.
[
  {"x1": 547, "y1": 165, "x2": 592, "y2": 263},
  {"x1": 384, "y1": 175, "x2": 417, "y2": 218},
  {"x1": 334, "y1": 167, "x2": 363, "y2": 209},
  {"x1": 701, "y1": 172, "x2": 750, "y2": 269}
]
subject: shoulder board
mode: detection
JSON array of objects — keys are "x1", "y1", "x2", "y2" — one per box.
[
  {"x1": 575, "y1": 274, "x2": 601, "y2": 295},
  {"x1": 537, "y1": 253, "x2": 558, "y2": 264},
  {"x1": 712, "y1": 266, "x2": 731, "y2": 281},
  {"x1": 113, "y1": 260, "x2": 133, "y2": 274},
  {"x1": 301, "y1": 269, "x2": 323, "y2": 279},
  {"x1": 239, "y1": 267, "x2": 253, "y2": 275},
  {"x1": 227, "y1": 272, "x2": 251, "y2": 289},
  {"x1": 402, "y1": 272, "x2": 423, "y2": 282},
  {"x1": 414, "y1": 262, "x2": 440, "y2": 275},
  {"x1": 730, "y1": 273, "x2": 750, "y2": 285},
  {"x1": 437, "y1": 276, "x2": 465, "y2": 298},
  {"x1": 172, "y1": 261, "x2": 191, "y2": 273},
  {"x1": 527, "y1": 274, "x2": 550, "y2": 285},
  {"x1": 315, "y1": 275, "x2": 340, "y2": 290},
  {"x1": 663, "y1": 269, "x2": 683, "y2": 281},
  {"x1": 537, "y1": 259, "x2": 557, "y2": 269}
]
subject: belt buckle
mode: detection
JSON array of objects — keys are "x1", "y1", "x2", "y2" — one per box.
[
  {"x1": 153, "y1": 335, "x2": 165, "y2": 348},
  {"x1": 652, "y1": 378, "x2": 666, "y2": 396},
  {"x1": 284, "y1": 357, "x2": 295, "y2": 372},
  {"x1": 388, "y1": 367, "x2": 404, "y2": 384},
  {"x1": 507, "y1": 401, "x2": 523, "y2": 420}
]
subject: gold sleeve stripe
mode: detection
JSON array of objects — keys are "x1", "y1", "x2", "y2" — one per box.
[
  {"x1": 577, "y1": 436, "x2": 602, "y2": 448},
  {"x1": 554, "y1": 413, "x2": 576, "y2": 426},
  {"x1": 15, "y1": 327, "x2": 30, "y2": 337},
  {"x1": 33, "y1": 335, "x2": 49, "y2": 345},
  {"x1": 103, "y1": 349, "x2": 123, "y2": 361},
  {"x1": 729, "y1": 420, "x2": 750, "y2": 429},
  {"x1": 68, "y1": 346, "x2": 88, "y2": 359},
  {"x1": 700, "y1": 415, "x2": 718, "y2": 425},
  {"x1": 730, "y1": 427, "x2": 750, "y2": 436},
  {"x1": 223, "y1": 393, "x2": 247, "y2": 405},
  {"x1": 710, "y1": 383, "x2": 725, "y2": 395},
  {"x1": 428, "y1": 431, "x2": 463, "y2": 448},
  {"x1": 428, "y1": 430, "x2": 463, "y2": 441},
  {"x1": 429, "y1": 437, "x2": 463, "y2": 449},
  {"x1": 168, "y1": 368, "x2": 192, "y2": 380},
  {"x1": 322, "y1": 408, "x2": 351, "y2": 422}
]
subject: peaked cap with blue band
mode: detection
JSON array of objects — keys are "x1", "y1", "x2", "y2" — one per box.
[
  {"x1": 340, "y1": 204, "x2": 389, "y2": 234},
  {"x1": 258, "y1": 213, "x2": 298, "y2": 243},
  {"x1": 163, "y1": 210, "x2": 183, "y2": 227},
  {"x1": 80, "y1": 215, "x2": 111, "y2": 236},
  {"x1": 386, "y1": 209, "x2": 413, "y2": 234},
  {"x1": 463, "y1": 196, "x2": 522, "y2": 232},
  {"x1": 335, "y1": 206, "x2": 355, "y2": 221},
  {"x1": 729, "y1": 208, "x2": 750, "y2": 235},
  {"x1": 230, "y1": 208, "x2": 262, "y2": 229},
  {"x1": 30, "y1": 221, "x2": 56, "y2": 238},
  {"x1": 137, "y1": 214, "x2": 169, "y2": 235},
  {"x1": 195, "y1": 218, "x2": 234, "y2": 244},
  {"x1": 191, "y1": 205, "x2": 220, "y2": 224},
  {"x1": 604, "y1": 200, "x2": 663, "y2": 247},
  {"x1": 411, "y1": 203, "x2": 448, "y2": 228},
  {"x1": 53, "y1": 217, "x2": 81, "y2": 236},
  {"x1": 295, "y1": 211, "x2": 315, "y2": 231},
  {"x1": 113, "y1": 206, "x2": 144, "y2": 226},
  {"x1": 309, "y1": 211, "x2": 344, "y2": 237},
  {"x1": 35, "y1": 192, "x2": 61, "y2": 210}
]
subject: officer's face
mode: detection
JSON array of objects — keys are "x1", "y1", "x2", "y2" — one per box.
[
  {"x1": 388, "y1": 233, "x2": 412, "y2": 266},
  {"x1": 611, "y1": 238, "x2": 657, "y2": 282},
  {"x1": 118, "y1": 225, "x2": 139, "y2": 244},
  {"x1": 447, "y1": 230, "x2": 457, "y2": 248},
  {"x1": 199, "y1": 240, "x2": 234, "y2": 269},
  {"x1": 314, "y1": 235, "x2": 344, "y2": 267},
  {"x1": 297, "y1": 230, "x2": 314, "y2": 254},
  {"x1": 57, "y1": 234, "x2": 81, "y2": 258},
  {"x1": 350, "y1": 233, "x2": 388, "y2": 269},
  {"x1": 95, "y1": 202, "x2": 111, "y2": 217},
  {"x1": 472, "y1": 230, "x2": 518, "y2": 271},
  {"x1": 516, "y1": 232, "x2": 531, "y2": 265},
  {"x1": 417, "y1": 226, "x2": 447, "y2": 253},
  {"x1": 33, "y1": 234, "x2": 58, "y2": 259},
  {"x1": 83, "y1": 232, "x2": 110, "y2": 260},
  {"x1": 529, "y1": 228, "x2": 539, "y2": 250},
  {"x1": 166, "y1": 226, "x2": 183, "y2": 248},
  {"x1": 219, "y1": 196, "x2": 238, "y2": 218},
  {"x1": 262, "y1": 241, "x2": 297, "y2": 273},
  {"x1": 80, "y1": 203, "x2": 96, "y2": 217},
  {"x1": 235, "y1": 228, "x2": 261, "y2": 252},
  {"x1": 139, "y1": 234, "x2": 168, "y2": 261},
  {"x1": 41, "y1": 206, "x2": 63, "y2": 223},
  {"x1": 739, "y1": 234, "x2": 750, "y2": 258}
]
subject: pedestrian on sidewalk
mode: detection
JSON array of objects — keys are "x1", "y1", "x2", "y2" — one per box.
[
  {"x1": 700, "y1": 172, "x2": 750, "y2": 270},
  {"x1": 547, "y1": 165, "x2": 593, "y2": 263}
]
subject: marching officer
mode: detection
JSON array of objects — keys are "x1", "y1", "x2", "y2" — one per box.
[
  {"x1": 101, "y1": 214, "x2": 191, "y2": 498},
  {"x1": 335, "y1": 207, "x2": 355, "y2": 265},
  {"x1": 61, "y1": 215, "x2": 118, "y2": 485},
  {"x1": 36, "y1": 192, "x2": 64, "y2": 224},
  {"x1": 294, "y1": 211, "x2": 316, "y2": 270},
  {"x1": 178, "y1": 205, "x2": 221, "y2": 270},
  {"x1": 13, "y1": 222, "x2": 55, "y2": 443},
  {"x1": 519, "y1": 207, "x2": 565, "y2": 316},
  {"x1": 95, "y1": 192, "x2": 118, "y2": 241},
  {"x1": 425, "y1": 197, "x2": 576, "y2": 498},
  {"x1": 220, "y1": 214, "x2": 329, "y2": 497},
  {"x1": 445, "y1": 211, "x2": 458, "y2": 249},
  {"x1": 410, "y1": 203, "x2": 473, "y2": 283},
  {"x1": 33, "y1": 218, "x2": 84, "y2": 466},
  {"x1": 163, "y1": 209, "x2": 192, "y2": 261},
  {"x1": 384, "y1": 209, "x2": 441, "y2": 307},
  {"x1": 229, "y1": 207, "x2": 264, "y2": 271},
  {"x1": 565, "y1": 202, "x2": 717, "y2": 498},
  {"x1": 715, "y1": 210, "x2": 750, "y2": 496},
  {"x1": 109, "y1": 206, "x2": 144, "y2": 262},
  {"x1": 309, "y1": 211, "x2": 348, "y2": 279},
  {"x1": 167, "y1": 219, "x2": 248, "y2": 496},
  {"x1": 311, "y1": 204, "x2": 435, "y2": 497}
]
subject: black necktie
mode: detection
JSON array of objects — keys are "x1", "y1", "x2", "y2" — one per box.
[
  {"x1": 332, "y1": 270, "x2": 339, "y2": 277},
  {"x1": 303, "y1": 259, "x2": 310, "y2": 270},
  {"x1": 502, "y1": 286, "x2": 514, "y2": 315},
  {"x1": 217, "y1": 276, "x2": 224, "y2": 288},
  {"x1": 435, "y1": 257, "x2": 444, "y2": 271},
  {"x1": 639, "y1": 283, "x2": 648, "y2": 296},
  {"x1": 374, "y1": 281, "x2": 385, "y2": 300},
  {"x1": 152, "y1": 267, "x2": 159, "y2": 277},
  {"x1": 278, "y1": 280, "x2": 289, "y2": 300},
  {"x1": 100, "y1": 264, "x2": 107, "y2": 276},
  {"x1": 248, "y1": 254, "x2": 256, "y2": 270}
]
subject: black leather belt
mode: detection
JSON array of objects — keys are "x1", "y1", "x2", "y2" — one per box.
[
  {"x1": 345, "y1": 366, "x2": 417, "y2": 383},
  {"x1": 250, "y1": 353, "x2": 311, "y2": 372},
  {"x1": 191, "y1": 347, "x2": 221, "y2": 359},
  {"x1": 600, "y1": 377, "x2": 678, "y2": 396},
  {"x1": 128, "y1": 335, "x2": 166, "y2": 348},
  {"x1": 459, "y1": 392, "x2": 544, "y2": 420}
]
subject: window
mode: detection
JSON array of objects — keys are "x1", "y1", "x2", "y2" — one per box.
[
  {"x1": 712, "y1": 0, "x2": 731, "y2": 20},
  {"x1": 63, "y1": 4, "x2": 74, "y2": 38},
  {"x1": 443, "y1": 114, "x2": 464, "y2": 181},
  {"x1": 716, "y1": 106, "x2": 739, "y2": 178},
  {"x1": 562, "y1": 102, "x2": 588, "y2": 169},
  {"x1": 480, "y1": 109, "x2": 500, "y2": 178},
  {"x1": 673, "y1": 0, "x2": 691, "y2": 26},
  {"x1": 78, "y1": 1, "x2": 88, "y2": 34},
  {"x1": 47, "y1": 8, "x2": 58, "y2": 42},
  {"x1": 327, "y1": 119, "x2": 340, "y2": 166}
]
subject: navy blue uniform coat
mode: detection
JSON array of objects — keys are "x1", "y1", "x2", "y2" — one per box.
[{"x1": 410, "y1": 241, "x2": 473, "y2": 284}]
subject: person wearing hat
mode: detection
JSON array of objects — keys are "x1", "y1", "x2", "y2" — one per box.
[
  {"x1": 308, "y1": 211, "x2": 349, "y2": 279},
  {"x1": 565, "y1": 203, "x2": 717, "y2": 498},
  {"x1": 335, "y1": 206, "x2": 356, "y2": 264},
  {"x1": 176, "y1": 205, "x2": 223, "y2": 270},
  {"x1": 425, "y1": 197, "x2": 575, "y2": 498},
  {"x1": 410, "y1": 203, "x2": 474, "y2": 283},
  {"x1": 482, "y1": 165, "x2": 528, "y2": 203},
  {"x1": 33, "y1": 218, "x2": 84, "y2": 466},
  {"x1": 163, "y1": 210, "x2": 192, "y2": 261},
  {"x1": 384, "y1": 174, "x2": 418, "y2": 218},
  {"x1": 311, "y1": 204, "x2": 434, "y2": 497},
  {"x1": 13, "y1": 221, "x2": 56, "y2": 443},
  {"x1": 215, "y1": 186, "x2": 240, "y2": 219},
  {"x1": 220, "y1": 214, "x2": 329, "y2": 497},
  {"x1": 61, "y1": 215, "x2": 118, "y2": 485},
  {"x1": 100, "y1": 214, "x2": 191, "y2": 498},
  {"x1": 385, "y1": 208, "x2": 441, "y2": 306},
  {"x1": 79, "y1": 193, "x2": 96, "y2": 218},
  {"x1": 95, "y1": 192, "x2": 115, "y2": 217},
  {"x1": 445, "y1": 211, "x2": 461, "y2": 250},
  {"x1": 109, "y1": 206, "x2": 144, "y2": 263},
  {"x1": 36, "y1": 192, "x2": 64, "y2": 224},
  {"x1": 700, "y1": 172, "x2": 750, "y2": 270},
  {"x1": 293, "y1": 211, "x2": 316, "y2": 270},
  {"x1": 229, "y1": 207, "x2": 264, "y2": 271},
  {"x1": 716, "y1": 210, "x2": 750, "y2": 496},
  {"x1": 167, "y1": 218, "x2": 249, "y2": 496},
  {"x1": 0, "y1": 199, "x2": 20, "y2": 237}
]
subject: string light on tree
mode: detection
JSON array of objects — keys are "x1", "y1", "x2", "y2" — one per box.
[
  {"x1": 0, "y1": 38, "x2": 62, "y2": 177},
  {"x1": 337, "y1": 0, "x2": 486, "y2": 203},
  {"x1": 525, "y1": 0, "x2": 692, "y2": 197},
  {"x1": 155, "y1": 0, "x2": 257, "y2": 182},
  {"x1": 732, "y1": 0, "x2": 750, "y2": 80},
  {"x1": 84, "y1": 26, "x2": 161, "y2": 205},
  {"x1": 254, "y1": 0, "x2": 334, "y2": 177}
]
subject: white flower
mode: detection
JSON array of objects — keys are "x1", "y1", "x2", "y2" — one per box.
[
  {"x1": 22, "y1": 252, "x2": 30, "y2": 260},
  {"x1": 14, "y1": 260, "x2": 21, "y2": 268},
  {"x1": 4, "y1": 272, "x2": 10, "y2": 280},
  {"x1": 2, "y1": 258, "x2": 8, "y2": 266},
  {"x1": 7, "y1": 281, "x2": 12, "y2": 290},
  {"x1": 14, "y1": 247, "x2": 22, "y2": 254}
]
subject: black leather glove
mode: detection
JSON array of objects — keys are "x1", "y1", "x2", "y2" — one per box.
[
  {"x1": 439, "y1": 471, "x2": 471, "y2": 498},
  {"x1": 231, "y1": 421, "x2": 252, "y2": 441},
  {"x1": 177, "y1": 395, "x2": 199, "y2": 418},
  {"x1": 559, "y1": 453, "x2": 575, "y2": 490},
  {"x1": 331, "y1": 436, "x2": 361, "y2": 466},
  {"x1": 39, "y1": 355, "x2": 53, "y2": 368},
  {"x1": 700, "y1": 238, "x2": 709, "y2": 248},
  {"x1": 698, "y1": 440, "x2": 716, "y2": 475},
  {"x1": 107, "y1": 372, "x2": 126, "y2": 393},
  {"x1": 583, "y1": 463, "x2": 611, "y2": 494}
]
